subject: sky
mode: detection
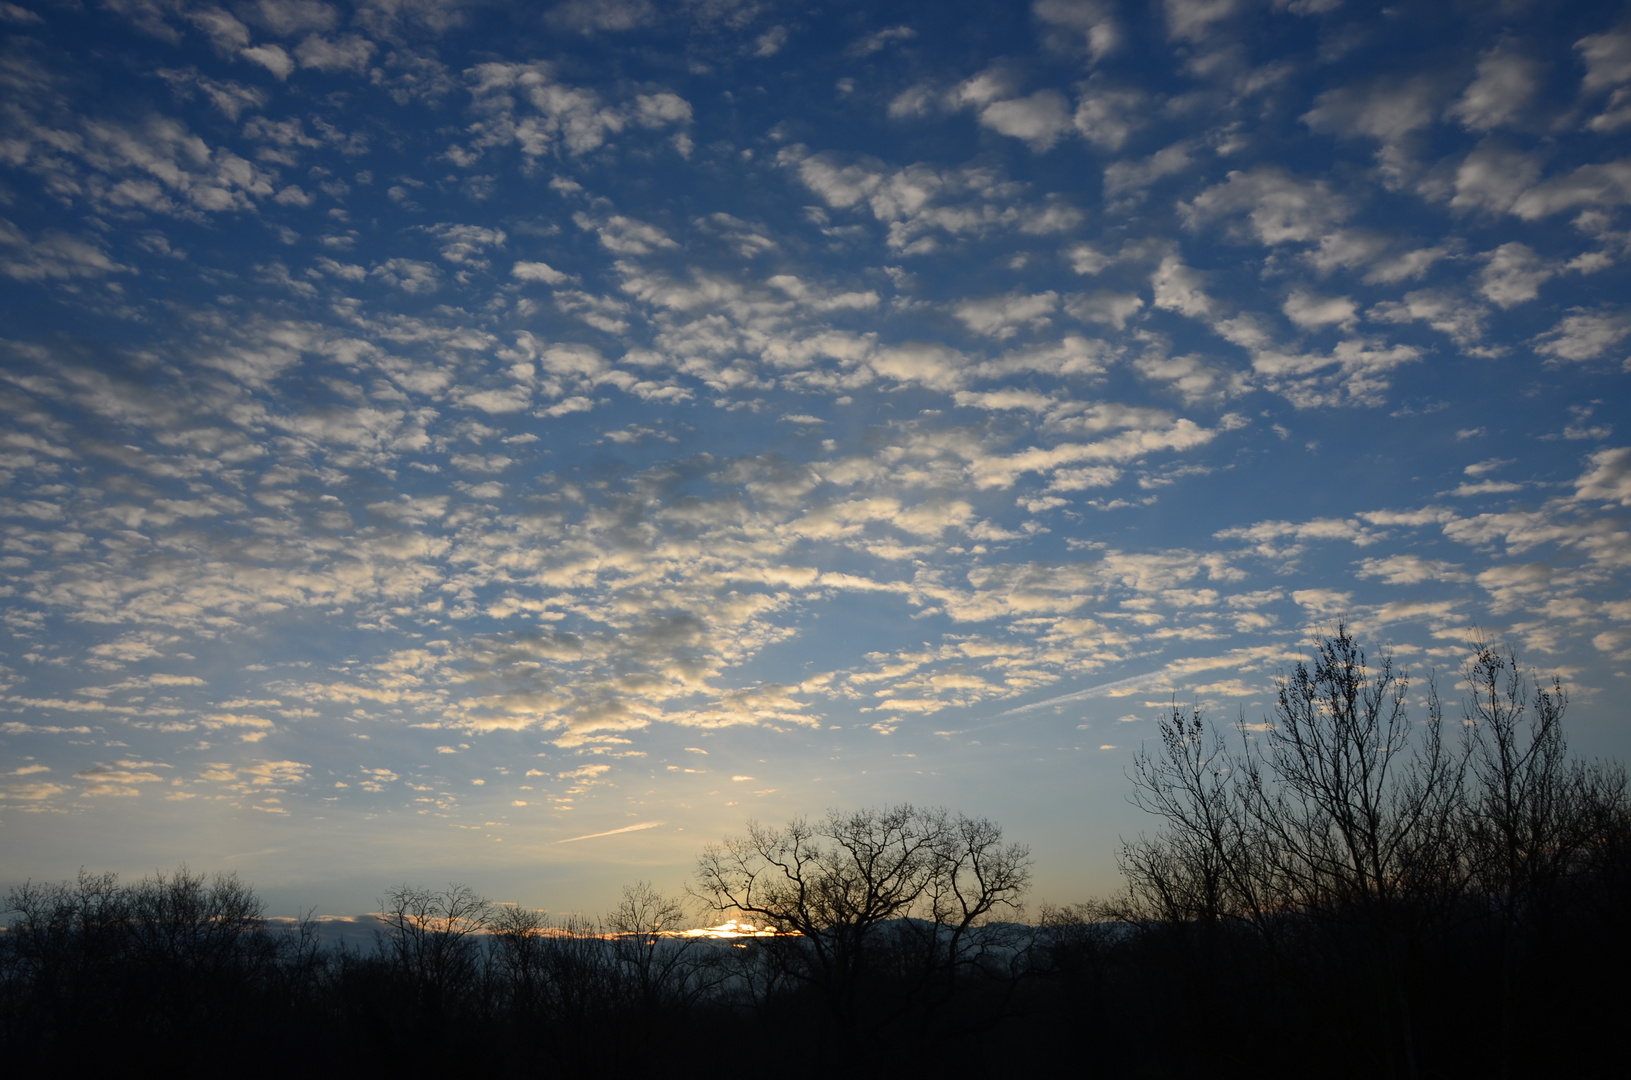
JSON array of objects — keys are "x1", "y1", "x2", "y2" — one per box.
[{"x1": 2, "y1": 0, "x2": 1630, "y2": 920}]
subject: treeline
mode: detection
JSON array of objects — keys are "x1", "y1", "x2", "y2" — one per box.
[{"x1": 2, "y1": 628, "x2": 1627, "y2": 1078}]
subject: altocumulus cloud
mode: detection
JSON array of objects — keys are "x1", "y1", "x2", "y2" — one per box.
[{"x1": 0, "y1": 0, "x2": 1627, "y2": 914}]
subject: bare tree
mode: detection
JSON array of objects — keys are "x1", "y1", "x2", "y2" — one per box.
[
  {"x1": 3, "y1": 868, "x2": 133, "y2": 1024},
  {"x1": 1120, "y1": 705, "x2": 1259, "y2": 928},
  {"x1": 1119, "y1": 625, "x2": 1467, "y2": 1080},
  {"x1": 607, "y1": 881, "x2": 701, "y2": 1019},
  {"x1": 913, "y1": 812, "x2": 1031, "y2": 994},
  {"x1": 1249, "y1": 626, "x2": 1459, "y2": 919},
  {"x1": 376, "y1": 883, "x2": 493, "y2": 1016},
  {"x1": 1242, "y1": 624, "x2": 1462, "y2": 1080},
  {"x1": 1462, "y1": 640, "x2": 1575, "y2": 934},
  {"x1": 1456, "y1": 639, "x2": 1631, "y2": 1078},
  {"x1": 694, "y1": 804, "x2": 941, "y2": 1029},
  {"x1": 128, "y1": 867, "x2": 269, "y2": 973},
  {"x1": 488, "y1": 902, "x2": 549, "y2": 1015},
  {"x1": 693, "y1": 804, "x2": 1029, "y2": 1044}
]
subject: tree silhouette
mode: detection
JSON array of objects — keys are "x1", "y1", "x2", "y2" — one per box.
[
  {"x1": 693, "y1": 803, "x2": 1029, "y2": 1054},
  {"x1": 1113, "y1": 623, "x2": 1631, "y2": 1079},
  {"x1": 376, "y1": 883, "x2": 492, "y2": 1024}
]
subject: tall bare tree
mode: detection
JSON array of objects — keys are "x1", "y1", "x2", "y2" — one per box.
[
  {"x1": 1120, "y1": 624, "x2": 1465, "y2": 1080},
  {"x1": 1242, "y1": 624, "x2": 1462, "y2": 1080}
]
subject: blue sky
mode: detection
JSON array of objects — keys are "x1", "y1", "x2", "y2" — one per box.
[{"x1": 2, "y1": 0, "x2": 1630, "y2": 918}]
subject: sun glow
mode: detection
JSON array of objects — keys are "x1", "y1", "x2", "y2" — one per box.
[{"x1": 680, "y1": 919, "x2": 789, "y2": 939}]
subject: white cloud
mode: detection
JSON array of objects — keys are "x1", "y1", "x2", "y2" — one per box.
[
  {"x1": 371, "y1": 258, "x2": 440, "y2": 293},
  {"x1": 1577, "y1": 26, "x2": 1631, "y2": 95},
  {"x1": 428, "y1": 223, "x2": 505, "y2": 265},
  {"x1": 243, "y1": 1, "x2": 341, "y2": 37},
  {"x1": 779, "y1": 146, "x2": 1079, "y2": 253},
  {"x1": 973, "y1": 90, "x2": 1074, "y2": 151},
  {"x1": 187, "y1": 7, "x2": 251, "y2": 52},
  {"x1": 273, "y1": 184, "x2": 313, "y2": 206},
  {"x1": 0, "y1": 3, "x2": 43, "y2": 24},
  {"x1": 1479, "y1": 242, "x2": 1555, "y2": 308},
  {"x1": 546, "y1": 0, "x2": 657, "y2": 33},
  {"x1": 1164, "y1": 0, "x2": 1240, "y2": 44},
  {"x1": 1302, "y1": 229, "x2": 1448, "y2": 283},
  {"x1": 1104, "y1": 141, "x2": 1193, "y2": 197},
  {"x1": 11, "y1": 113, "x2": 278, "y2": 219},
  {"x1": 1251, "y1": 339, "x2": 1422, "y2": 408},
  {"x1": 1071, "y1": 86, "x2": 1146, "y2": 150},
  {"x1": 953, "y1": 292, "x2": 1059, "y2": 338},
  {"x1": 1303, "y1": 74, "x2": 1442, "y2": 185},
  {"x1": 1509, "y1": 159, "x2": 1631, "y2": 220},
  {"x1": 1219, "y1": 517, "x2": 1376, "y2": 548},
  {"x1": 1534, "y1": 307, "x2": 1631, "y2": 363},
  {"x1": 1065, "y1": 242, "x2": 1112, "y2": 275},
  {"x1": 513, "y1": 260, "x2": 571, "y2": 285},
  {"x1": 1182, "y1": 167, "x2": 1351, "y2": 246},
  {"x1": 868, "y1": 342, "x2": 969, "y2": 391},
  {"x1": 0, "y1": 219, "x2": 129, "y2": 281},
  {"x1": 847, "y1": 25, "x2": 915, "y2": 57},
  {"x1": 1369, "y1": 289, "x2": 1488, "y2": 348},
  {"x1": 633, "y1": 92, "x2": 692, "y2": 127},
  {"x1": 754, "y1": 27, "x2": 789, "y2": 58},
  {"x1": 1449, "y1": 142, "x2": 1543, "y2": 215},
  {"x1": 1033, "y1": 0, "x2": 1120, "y2": 61},
  {"x1": 241, "y1": 44, "x2": 295, "y2": 79},
  {"x1": 1065, "y1": 291, "x2": 1143, "y2": 330},
  {"x1": 294, "y1": 33, "x2": 375, "y2": 73},
  {"x1": 76, "y1": 760, "x2": 168, "y2": 797},
  {"x1": 315, "y1": 257, "x2": 367, "y2": 280},
  {"x1": 1450, "y1": 50, "x2": 1541, "y2": 131},
  {"x1": 462, "y1": 61, "x2": 688, "y2": 160},
  {"x1": 1151, "y1": 256, "x2": 1216, "y2": 320},
  {"x1": 1576, "y1": 446, "x2": 1631, "y2": 505},
  {"x1": 976, "y1": 335, "x2": 1112, "y2": 379},
  {"x1": 1363, "y1": 244, "x2": 1451, "y2": 285},
  {"x1": 968, "y1": 419, "x2": 1219, "y2": 489},
  {"x1": 1578, "y1": 27, "x2": 1631, "y2": 132},
  {"x1": 1133, "y1": 352, "x2": 1247, "y2": 405},
  {"x1": 1283, "y1": 290, "x2": 1357, "y2": 331},
  {"x1": 574, "y1": 212, "x2": 677, "y2": 255}
]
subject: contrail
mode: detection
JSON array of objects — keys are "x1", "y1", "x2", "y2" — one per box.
[
  {"x1": 994, "y1": 672, "x2": 1173, "y2": 717},
  {"x1": 556, "y1": 820, "x2": 666, "y2": 844}
]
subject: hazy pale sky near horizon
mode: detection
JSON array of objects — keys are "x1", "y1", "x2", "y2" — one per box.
[{"x1": 3, "y1": 0, "x2": 1630, "y2": 918}]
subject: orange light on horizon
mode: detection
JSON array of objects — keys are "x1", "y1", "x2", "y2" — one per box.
[{"x1": 678, "y1": 918, "x2": 791, "y2": 939}]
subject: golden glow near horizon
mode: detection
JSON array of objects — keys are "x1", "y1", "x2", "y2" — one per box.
[
  {"x1": 324, "y1": 915, "x2": 793, "y2": 943},
  {"x1": 679, "y1": 919, "x2": 788, "y2": 939}
]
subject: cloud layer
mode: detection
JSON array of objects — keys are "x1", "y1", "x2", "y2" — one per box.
[{"x1": 1, "y1": 0, "x2": 1628, "y2": 910}]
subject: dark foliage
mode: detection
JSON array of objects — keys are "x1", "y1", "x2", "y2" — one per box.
[{"x1": 2, "y1": 631, "x2": 1625, "y2": 1078}]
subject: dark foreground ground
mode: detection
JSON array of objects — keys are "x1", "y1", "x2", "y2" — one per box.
[{"x1": 2, "y1": 866, "x2": 1626, "y2": 1079}]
